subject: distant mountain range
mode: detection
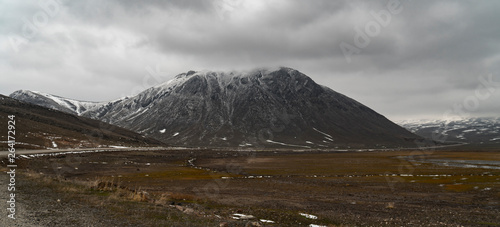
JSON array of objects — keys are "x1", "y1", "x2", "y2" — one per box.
[
  {"x1": 397, "y1": 118, "x2": 500, "y2": 144},
  {"x1": 0, "y1": 95, "x2": 164, "y2": 150},
  {"x1": 9, "y1": 67, "x2": 422, "y2": 148}
]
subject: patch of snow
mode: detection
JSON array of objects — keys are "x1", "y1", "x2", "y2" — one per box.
[
  {"x1": 159, "y1": 129, "x2": 166, "y2": 133},
  {"x1": 299, "y1": 213, "x2": 318, "y2": 220},
  {"x1": 306, "y1": 141, "x2": 313, "y2": 144},
  {"x1": 232, "y1": 213, "x2": 255, "y2": 220},
  {"x1": 221, "y1": 137, "x2": 227, "y2": 141},
  {"x1": 260, "y1": 219, "x2": 275, "y2": 223},
  {"x1": 52, "y1": 141, "x2": 58, "y2": 148},
  {"x1": 313, "y1": 128, "x2": 333, "y2": 139},
  {"x1": 173, "y1": 132, "x2": 179, "y2": 137}
]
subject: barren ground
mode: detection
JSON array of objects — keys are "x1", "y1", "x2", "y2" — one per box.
[{"x1": 1, "y1": 148, "x2": 499, "y2": 226}]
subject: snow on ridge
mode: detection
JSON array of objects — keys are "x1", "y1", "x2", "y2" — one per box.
[
  {"x1": 158, "y1": 67, "x2": 297, "y2": 87},
  {"x1": 20, "y1": 90, "x2": 105, "y2": 115}
]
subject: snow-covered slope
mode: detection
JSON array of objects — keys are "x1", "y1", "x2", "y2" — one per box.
[
  {"x1": 10, "y1": 67, "x2": 422, "y2": 148},
  {"x1": 10, "y1": 90, "x2": 104, "y2": 115},
  {"x1": 397, "y1": 117, "x2": 500, "y2": 144}
]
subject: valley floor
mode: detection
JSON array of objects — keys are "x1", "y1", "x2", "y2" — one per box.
[{"x1": 1, "y1": 148, "x2": 499, "y2": 226}]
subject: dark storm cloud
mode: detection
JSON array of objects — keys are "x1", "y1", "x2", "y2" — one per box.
[{"x1": 1, "y1": 0, "x2": 499, "y2": 121}]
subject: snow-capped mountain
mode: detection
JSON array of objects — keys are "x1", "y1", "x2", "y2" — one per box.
[
  {"x1": 398, "y1": 117, "x2": 500, "y2": 144},
  {"x1": 10, "y1": 90, "x2": 104, "y2": 115},
  {"x1": 10, "y1": 67, "x2": 421, "y2": 148}
]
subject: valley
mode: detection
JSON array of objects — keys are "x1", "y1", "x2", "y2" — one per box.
[{"x1": 3, "y1": 147, "x2": 498, "y2": 226}]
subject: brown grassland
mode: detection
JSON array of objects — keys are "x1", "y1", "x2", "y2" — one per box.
[{"x1": 2, "y1": 147, "x2": 499, "y2": 226}]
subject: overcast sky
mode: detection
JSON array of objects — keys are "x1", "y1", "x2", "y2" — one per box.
[{"x1": 1, "y1": 0, "x2": 500, "y2": 121}]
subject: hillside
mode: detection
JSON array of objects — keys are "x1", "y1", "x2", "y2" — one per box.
[{"x1": 0, "y1": 95, "x2": 164, "y2": 150}]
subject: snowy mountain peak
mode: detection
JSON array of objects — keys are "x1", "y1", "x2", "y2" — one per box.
[{"x1": 152, "y1": 67, "x2": 311, "y2": 96}]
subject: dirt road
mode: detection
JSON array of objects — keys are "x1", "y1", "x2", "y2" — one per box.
[{"x1": 0, "y1": 147, "x2": 169, "y2": 158}]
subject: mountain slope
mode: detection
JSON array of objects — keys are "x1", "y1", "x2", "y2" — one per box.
[
  {"x1": 10, "y1": 90, "x2": 103, "y2": 115},
  {"x1": 10, "y1": 67, "x2": 421, "y2": 148},
  {"x1": 0, "y1": 95, "x2": 164, "y2": 150},
  {"x1": 398, "y1": 117, "x2": 500, "y2": 144}
]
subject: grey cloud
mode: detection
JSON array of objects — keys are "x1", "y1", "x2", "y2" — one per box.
[{"x1": 1, "y1": 0, "x2": 499, "y2": 121}]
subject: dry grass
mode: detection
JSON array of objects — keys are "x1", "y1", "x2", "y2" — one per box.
[
  {"x1": 12, "y1": 149, "x2": 500, "y2": 226},
  {"x1": 445, "y1": 184, "x2": 476, "y2": 192}
]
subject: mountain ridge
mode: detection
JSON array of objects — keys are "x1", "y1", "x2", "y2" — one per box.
[
  {"x1": 398, "y1": 117, "x2": 500, "y2": 144},
  {"x1": 10, "y1": 90, "x2": 105, "y2": 115},
  {"x1": 10, "y1": 67, "x2": 421, "y2": 148}
]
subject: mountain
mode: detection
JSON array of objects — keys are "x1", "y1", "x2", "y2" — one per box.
[
  {"x1": 0, "y1": 95, "x2": 164, "y2": 150},
  {"x1": 10, "y1": 67, "x2": 421, "y2": 148},
  {"x1": 398, "y1": 117, "x2": 500, "y2": 144},
  {"x1": 10, "y1": 90, "x2": 103, "y2": 115}
]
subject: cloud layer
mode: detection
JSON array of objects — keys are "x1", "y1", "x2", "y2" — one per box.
[{"x1": 2, "y1": 0, "x2": 499, "y2": 121}]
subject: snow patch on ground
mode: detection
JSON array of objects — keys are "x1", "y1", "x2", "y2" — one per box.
[
  {"x1": 231, "y1": 213, "x2": 255, "y2": 220},
  {"x1": 52, "y1": 141, "x2": 58, "y2": 148},
  {"x1": 260, "y1": 219, "x2": 275, "y2": 223},
  {"x1": 159, "y1": 129, "x2": 166, "y2": 133},
  {"x1": 173, "y1": 132, "x2": 179, "y2": 137},
  {"x1": 299, "y1": 213, "x2": 318, "y2": 219}
]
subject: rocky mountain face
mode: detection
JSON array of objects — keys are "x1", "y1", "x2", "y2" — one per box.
[
  {"x1": 398, "y1": 117, "x2": 500, "y2": 144},
  {"x1": 10, "y1": 67, "x2": 421, "y2": 148}
]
